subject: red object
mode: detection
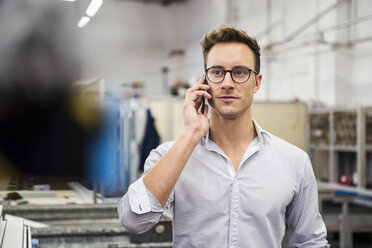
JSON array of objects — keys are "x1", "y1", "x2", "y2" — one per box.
[{"x1": 338, "y1": 175, "x2": 353, "y2": 185}]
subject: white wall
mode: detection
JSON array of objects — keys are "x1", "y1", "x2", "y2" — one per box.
[
  {"x1": 2, "y1": 0, "x2": 371, "y2": 106},
  {"x1": 77, "y1": 0, "x2": 179, "y2": 95},
  {"x1": 178, "y1": 0, "x2": 372, "y2": 107}
]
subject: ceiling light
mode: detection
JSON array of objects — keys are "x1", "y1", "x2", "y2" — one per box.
[
  {"x1": 77, "y1": 16, "x2": 90, "y2": 28},
  {"x1": 86, "y1": 0, "x2": 103, "y2": 17}
]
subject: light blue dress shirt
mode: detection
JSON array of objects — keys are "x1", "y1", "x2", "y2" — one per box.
[{"x1": 118, "y1": 120, "x2": 330, "y2": 248}]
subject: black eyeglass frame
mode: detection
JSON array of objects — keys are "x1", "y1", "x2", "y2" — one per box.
[{"x1": 205, "y1": 66, "x2": 258, "y2": 84}]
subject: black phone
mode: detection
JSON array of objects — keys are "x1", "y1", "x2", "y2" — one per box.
[{"x1": 201, "y1": 78, "x2": 207, "y2": 114}]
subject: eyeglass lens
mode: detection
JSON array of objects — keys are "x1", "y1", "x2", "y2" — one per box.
[{"x1": 207, "y1": 67, "x2": 251, "y2": 83}]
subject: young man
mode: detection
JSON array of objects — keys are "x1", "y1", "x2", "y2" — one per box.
[{"x1": 118, "y1": 26, "x2": 330, "y2": 248}]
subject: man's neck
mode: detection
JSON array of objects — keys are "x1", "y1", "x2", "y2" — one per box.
[{"x1": 209, "y1": 112, "x2": 257, "y2": 152}]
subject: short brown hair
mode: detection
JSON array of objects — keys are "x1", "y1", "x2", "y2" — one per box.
[{"x1": 200, "y1": 25, "x2": 261, "y2": 73}]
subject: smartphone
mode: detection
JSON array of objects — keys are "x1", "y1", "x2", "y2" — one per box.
[{"x1": 201, "y1": 78, "x2": 207, "y2": 114}]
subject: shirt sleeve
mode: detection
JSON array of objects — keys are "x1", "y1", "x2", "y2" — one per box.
[
  {"x1": 117, "y1": 143, "x2": 175, "y2": 234},
  {"x1": 286, "y1": 155, "x2": 330, "y2": 248},
  {"x1": 127, "y1": 177, "x2": 164, "y2": 214}
]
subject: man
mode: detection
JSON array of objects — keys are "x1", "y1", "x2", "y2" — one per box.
[{"x1": 118, "y1": 25, "x2": 330, "y2": 248}]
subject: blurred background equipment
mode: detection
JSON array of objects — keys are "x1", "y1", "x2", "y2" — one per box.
[{"x1": 169, "y1": 49, "x2": 190, "y2": 96}]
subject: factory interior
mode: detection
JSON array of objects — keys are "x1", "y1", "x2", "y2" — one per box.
[{"x1": 1, "y1": 0, "x2": 372, "y2": 247}]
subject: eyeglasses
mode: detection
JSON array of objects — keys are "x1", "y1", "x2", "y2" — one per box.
[{"x1": 205, "y1": 66, "x2": 258, "y2": 84}]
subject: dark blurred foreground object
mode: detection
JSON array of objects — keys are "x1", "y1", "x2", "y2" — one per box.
[
  {"x1": 0, "y1": 1, "x2": 100, "y2": 179},
  {"x1": 0, "y1": 90, "x2": 98, "y2": 177},
  {"x1": 3, "y1": 192, "x2": 23, "y2": 201}
]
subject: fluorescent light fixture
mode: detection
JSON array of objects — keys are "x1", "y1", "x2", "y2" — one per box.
[
  {"x1": 86, "y1": 0, "x2": 103, "y2": 17},
  {"x1": 77, "y1": 16, "x2": 90, "y2": 28},
  {"x1": 62, "y1": 0, "x2": 76, "y2": 2}
]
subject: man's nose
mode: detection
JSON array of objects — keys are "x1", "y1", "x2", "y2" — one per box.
[{"x1": 220, "y1": 72, "x2": 235, "y2": 89}]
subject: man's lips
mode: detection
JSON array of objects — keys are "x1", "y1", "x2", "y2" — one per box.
[
  {"x1": 218, "y1": 96, "x2": 238, "y2": 102},
  {"x1": 218, "y1": 96, "x2": 238, "y2": 99}
]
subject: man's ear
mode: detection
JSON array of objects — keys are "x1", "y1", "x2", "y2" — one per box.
[{"x1": 253, "y1": 73, "x2": 262, "y2": 93}]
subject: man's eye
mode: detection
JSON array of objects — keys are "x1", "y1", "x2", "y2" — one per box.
[
  {"x1": 212, "y1": 70, "x2": 223, "y2": 76},
  {"x1": 234, "y1": 69, "x2": 248, "y2": 76}
]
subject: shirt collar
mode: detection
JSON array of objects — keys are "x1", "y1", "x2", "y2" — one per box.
[
  {"x1": 203, "y1": 118, "x2": 270, "y2": 150},
  {"x1": 204, "y1": 131, "x2": 220, "y2": 153},
  {"x1": 252, "y1": 118, "x2": 270, "y2": 145}
]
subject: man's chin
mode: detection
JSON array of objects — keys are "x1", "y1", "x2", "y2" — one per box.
[
  {"x1": 221, "y1": 112, "x2": 240, "y2": 120},
  {"x1": 216, "y1": 108, "x2": 240, "y2": 120},
  {"x1": 209, "y1": 103, "x2": 244, "y2": 120}
]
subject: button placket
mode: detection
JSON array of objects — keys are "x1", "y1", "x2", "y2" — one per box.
[{"x1": 229, "y1": 178, "x2": 240, "y2": 248}]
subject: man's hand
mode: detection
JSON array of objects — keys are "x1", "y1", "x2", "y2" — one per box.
[
  {"x1": 143, "y1": 76, "x2": 211, "y2": 207},
  {"x1": 183, "y1": 75, "x2": 211, "y2": 141}
]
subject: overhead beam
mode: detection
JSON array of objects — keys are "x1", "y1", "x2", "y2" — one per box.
[{"x1": 265, "y1": 0, "x2": 347, "y2": 49}]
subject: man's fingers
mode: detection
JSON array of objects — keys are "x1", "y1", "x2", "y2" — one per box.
[
  {"x1": 189, "y1": 90, "x2": 211, "y2": 102},
  {"x1": 198, "y1": 84, "x2": 210, "y2": 90},
  {"x1": 186, "y1": 85, "x2": 209, "y2": 97},
  {"x1": 184, "y1": 75, "x2": 211, "y2": 113},
  {"x1": 196, "y1": 74, "x2": 205, "y2": 85},
  {"x1": 203, "y1": 104, "x2": 209, "y2": 116},
  {"x1": 196, "y1": 90, "x2": 211, "y2": 98}
]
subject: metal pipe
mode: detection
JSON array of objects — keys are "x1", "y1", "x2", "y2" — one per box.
[
  {"x1": 264, "y1": 10, "x2": 372, "y2": 53},
  {"x1": 322, "y1": 13, "x2": 372, "y2": 33},
  {"x1": 266, "y1": 0, "x2": 347, "y2": 49},
  {"x1": 282, "y1": 0, "x2": 347, "y2": 43},
  {"x1": 256, "y1": 19, "x2": 283, "y2": 40}
]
